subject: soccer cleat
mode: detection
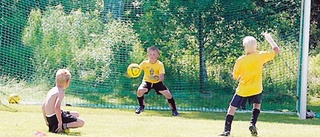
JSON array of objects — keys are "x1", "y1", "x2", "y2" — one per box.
[
  {"x1": 249, "y1": 125, "x2": 258, "y2": 136},
  {"x1": 219, "y1": 131, "x2": 230, "y2": 136},
  {"x1": 172, "y1": 110, "x2": 179, "y2": 116},
  {"x1": 135, "y1": 106, "x2": 144, "y2": 114},
  {"x1": 62, "y1": 123, "x2": 70, "y2": 133}
]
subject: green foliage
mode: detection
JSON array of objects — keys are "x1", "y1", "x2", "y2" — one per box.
[
  {"x1": 0, "y1": 0, "x2": 35, "y2": 79},
  {"x1": 44, "y1": 0, "x2": 103, "y2": 13},
  {"x1": 22, "y1": 5, "x2": 143, "y2": 95},
  {"x1": 308, "y1": 54, "x2": 320, "y2": 95},
  {"x1": 309, "y1": 0, "x2": 320, "y2": 55},
  {"x1": 2, "y1": 0, "x2": 320, "y2": 111}
]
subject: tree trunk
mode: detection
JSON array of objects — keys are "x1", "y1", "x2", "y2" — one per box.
[{"x1": 198, "y1": 12, "x2": 208, "y2": 94}]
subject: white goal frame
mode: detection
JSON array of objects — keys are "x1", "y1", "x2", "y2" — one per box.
[{"x1": 297, "y1": 0, "x2": 311, "y2": 120}]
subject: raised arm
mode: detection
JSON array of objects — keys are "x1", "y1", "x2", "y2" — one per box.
[{"x1": 263, "y1": 33, "x2": 280, "y2": 54}]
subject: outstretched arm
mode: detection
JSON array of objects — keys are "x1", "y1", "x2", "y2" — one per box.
[{"x1": 263, "y1": 33, "x2": 280, "y2": 54}]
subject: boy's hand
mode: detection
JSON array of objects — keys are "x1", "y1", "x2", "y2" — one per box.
[
  {"x1": 148, "y1": 75, "x2": 159, "y2": 81},
  {"x1": 262, "y1": 32, "x2": 280, "y2": 54},
  {"x1": 124, "y1": 72, "x2": 131, "y2": 78},
  {"x1": 55, "y1": 122, "x2": 63, "y2": 133},
  {"x1": 153, "y1": 75, "x2": 159, "y2": 81},
  {"x1": 262, "y1": 33, "x2": 278, "y2": 47},
  {"x1": 261, "y1": 32, "x2": 271, "y2": 37}
]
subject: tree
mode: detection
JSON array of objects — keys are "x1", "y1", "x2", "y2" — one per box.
[
  {"x1": 0, "y1": 0, "x2": 103, "y2": 79},
  {"x1": 125, "y1": 0, "x2": 302, "y2": 93},
  {"x1": 310, "y1": 0, "x2": 320, "y2": 55}
]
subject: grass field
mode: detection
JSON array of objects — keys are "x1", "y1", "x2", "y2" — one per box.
[{"x1": 1, "y1": 104, "x2": 320, "y2": 137}]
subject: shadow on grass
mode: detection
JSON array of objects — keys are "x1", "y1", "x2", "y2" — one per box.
[
  {"x1": 64, "y1": 131, "x2": 81, "y2": 136},
  {"x1": 66, "y1": 81, "x2": 320, "y2": 126},
  {"x1": 44, "y1": 131, "x2": 81, "y2": 137},
  {"x1": 130, "y1": 108, "x2": 320, "y2": 126},
  {"x1": 66, "y1": 90, "x2": 320, "y2": 126},
  {"x1": 0, "y1": 103, "x2": 18, "y2": 112}
]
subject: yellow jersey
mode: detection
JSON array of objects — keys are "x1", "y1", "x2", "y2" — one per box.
[
  {"x1": 139, "y1": 60, "x2": 165, "y2": 83},
  {"x1": 233, "y1": 51, "x2": 275, "y2": 97}
]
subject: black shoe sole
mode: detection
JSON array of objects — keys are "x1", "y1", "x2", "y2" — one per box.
[
  {"x1": 172, "y1": 112, "x2": 179, "y2": 116},
  {"x1": 249, "y1": 126, "x2": 258, "y2": 136},
  {"x1": 218, "y1": 131, "x2": 230, "y2": 136},
  {"x1": 135, "y1": 109, "x2": 144, "y2": 114}
]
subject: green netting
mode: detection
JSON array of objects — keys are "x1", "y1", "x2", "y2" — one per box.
[{"x1": 0, "y1": 0, "x2": 304, "y2": 112}]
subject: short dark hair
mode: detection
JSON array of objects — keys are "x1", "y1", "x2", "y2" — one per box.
[{"x1": 147, "y1": 46, "x2": 159, "y2": 53}]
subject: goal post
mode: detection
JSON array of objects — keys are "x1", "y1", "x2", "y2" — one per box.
[{"x1": 297, "y1": 0, "x2": 311, "y2": 120}]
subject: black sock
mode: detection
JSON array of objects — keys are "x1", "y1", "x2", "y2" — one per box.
[
  {"x1": 224, "y1": 114, "x2": 234, "y2": 132},
  {"x1": 167, "y1": 97, "x2": 177, "y2": 111},
  {"x1": 250, "y1": 108, "x2": 260, "y2": 126},
  {"x1": 137, "y1": 96, "x2": 144, "y2": 107}
]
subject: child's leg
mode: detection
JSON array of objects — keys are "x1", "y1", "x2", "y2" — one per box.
[
  {"x1": 137, "y1": 95, "x2": 144, "y2": 106},
  {"x1": 224, "y1": 105, "x2": 237, "y2": 131},
  {"x1": 62, "y1": 111, "x2": 85, "y2": 129},
  {"x1": 137, "y1": 88, "x2": 147, "y2": 106},
  {"x1": 69, "y1": 111, "x2": 79, "y2": 117},
  {"x1": 220, "y1": 94, "x2": 242, "y2": 136},
  {"x1": 250, "y1": 93, "x2": 262, "y2": 126},
  {"x1": 167, "y1": 97, "x2": 177, "y2": 111},
  {"x1": 219, "y1": 105, "x2": 236, "y2": 136},
  {"x1": 135, "y1": 88, "x2": 148, "y2": 114},
  {"x1": 249, "y1": 102, "x2": 261, "y2": 136},
  {"x1": 250, "y1": 103, "x2": 261, "y2": 126},
  {"x1": 136, "y1": 81, "x2": 149, "y2": 107},
  {"x1": 159, "y1": 90, "x2": 177, "y2": 111},
  {"x1": 66, "y1": 118, "x2": 85, "y2": 128}
]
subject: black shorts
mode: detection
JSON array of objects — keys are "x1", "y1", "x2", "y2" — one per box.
[
  {"x1": 230, "y1": 93, "x2": 262, "y2": 108},
  {"x1": 46, "y1": 110, "x2": 77, "y2": 133},
  {"x1": 139, "y1": 81, "x2": 168, "y2": 95}
]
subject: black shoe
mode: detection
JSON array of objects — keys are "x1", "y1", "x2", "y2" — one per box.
[
  {"x1": 135, "y1": 106, "x2": 144, "y2": 114},
  {"x1": 172, "y1": 110, "x2": 179, "y2": 116},
  {"x1": 249, "y1": 125, "x2": 258, "y2": 136},
  {"x1": 219, "y1": 131, "x2": 230, "y2": 136}
]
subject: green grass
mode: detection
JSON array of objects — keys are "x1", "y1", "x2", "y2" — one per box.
[
  {"x1": 308, "y1": 96, "x2": 320, "y2": 112},
  {"x1": 0, "y1": 104, "x2": 320, "y2": 137}
]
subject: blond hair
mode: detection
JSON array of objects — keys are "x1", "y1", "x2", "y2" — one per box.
[
  {"x1": 242, "y1": 36, "x2": 257, "y2": 53},
  {"x1": 55, "y1": 69, "x2": 71, "y2": 86},
  {"x1": 147, "y1": 46, "x2": 159, "y2": 53}
]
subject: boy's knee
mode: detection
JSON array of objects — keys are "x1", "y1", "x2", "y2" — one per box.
[
  {"x1": 160, "y1": 90, "x2": 172, "y2": 98},
  {"x1": 137, "y1": 89, "x2": 147, "y2": 96},
  {"x1": 70, "y1": 111, "x2": 79, "y2": 117},
  {"x1": 77, "y1": 118, "x2": 85, "y2": 127},
  {"x1": 166, "y1": 94, "x2": 172, "y2": 99}
]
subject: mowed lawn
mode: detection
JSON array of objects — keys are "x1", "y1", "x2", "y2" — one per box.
[{"x1": 0, "y1": 104, "x2": 320, "y2": 137}]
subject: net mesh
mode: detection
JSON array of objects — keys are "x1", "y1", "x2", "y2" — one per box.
[{"x1": 0, "y1": 0, "x2": 307, "y2": 112}]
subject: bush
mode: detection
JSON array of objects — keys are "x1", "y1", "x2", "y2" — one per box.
[{"x1": 22, "y1": 5, "x2": 143, "y2": 94}]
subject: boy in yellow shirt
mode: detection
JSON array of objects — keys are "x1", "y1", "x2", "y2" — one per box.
[
  {"x1": 219, "y1": 33, "x2": 280, "y2": 136},
  {"x1": 135, "y1": 46, "x2": 179, "y2": 116}
]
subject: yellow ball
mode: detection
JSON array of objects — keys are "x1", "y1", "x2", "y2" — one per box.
[
  {"x1": 127, "y1": 63, "x2": 141, "y2": 78},
  {"x1": 64, "y1": 128, "x2": 70, "y2": 133},
  {"x1": 8, "y1": 94, "x2": 20, "y2": 104}
]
